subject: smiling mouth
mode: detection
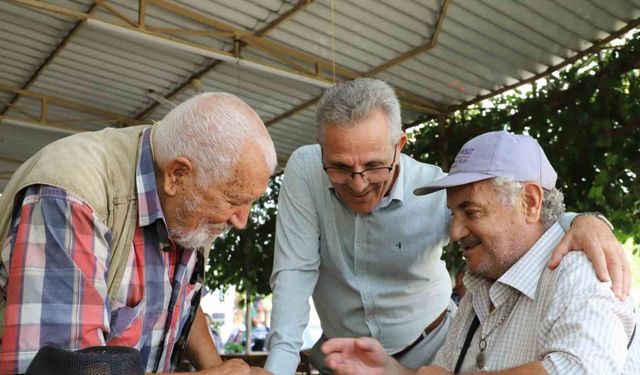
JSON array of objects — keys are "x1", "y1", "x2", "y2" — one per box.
[{"x1": 350, "y1": 191, "x2": 371, "y2": 198}]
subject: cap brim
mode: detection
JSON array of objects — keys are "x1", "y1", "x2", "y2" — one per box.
[{"x1": 413, "y1": 172, "x2": 496, "y2": 196}]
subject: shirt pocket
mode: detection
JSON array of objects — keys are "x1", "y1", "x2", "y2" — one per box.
[{"x1": 107, "y1": 300, "x2": 145, "y2": 347}]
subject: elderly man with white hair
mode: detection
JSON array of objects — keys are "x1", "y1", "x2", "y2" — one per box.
[
  {"x1": 322, "y1": 130, "x2": 639, "y2": 375},
  {"x1": 0, "y1": 93, "x2": 276, "y2": 375}
]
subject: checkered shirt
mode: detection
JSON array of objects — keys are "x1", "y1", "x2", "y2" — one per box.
[
  {"x1": 0, "y1": 127, "x2": 201, "y2": 374},
  {"x1": 433, "y1": 223, "x2": 640, "y2": 374}
]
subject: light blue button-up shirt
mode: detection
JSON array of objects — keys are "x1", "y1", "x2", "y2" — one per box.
[{"x1": 265, "y1": 145, "x2": 453, "y2": 374}]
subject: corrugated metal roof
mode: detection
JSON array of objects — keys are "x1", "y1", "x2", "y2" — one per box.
[{"x1": 1, "y1": 0, "x2": 639, "y2": 191}]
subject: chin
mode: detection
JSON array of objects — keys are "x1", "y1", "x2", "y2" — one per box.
[{"x1": 345, "y1": 200, "x2": 377, "y2": 214}]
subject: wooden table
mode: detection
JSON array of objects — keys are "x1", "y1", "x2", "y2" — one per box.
[{"x1": 221, "y1": 351, "x2": 313, "y2": 374}]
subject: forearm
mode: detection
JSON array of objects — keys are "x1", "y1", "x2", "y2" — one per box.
[
  {"x1": 185, "y1": 307, "x2": 223, "y2": 370},
  {"x1": 265, "y1": 269, "x2": 318, "y2": 374}
]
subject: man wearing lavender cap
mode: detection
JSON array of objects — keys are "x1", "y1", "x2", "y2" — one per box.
[{"x1": 322, "y1": 130, "x2": 639, "y2": 375}]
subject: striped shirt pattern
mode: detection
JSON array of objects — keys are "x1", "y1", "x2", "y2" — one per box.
[
  {"x1": 0, "y1": 127, "x2": 201, "y2": 374},
  {"x1": 433, "y1": 223, "x2": 640, "y2": 374}
]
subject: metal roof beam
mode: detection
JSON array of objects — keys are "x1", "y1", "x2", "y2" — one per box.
[
  {"x1": 0, "y1": 115, "x2": 82, "y2": 135},
  {"x1": 145, "y1": 0, "x2": 442, "y2": 112},
  {"x1": 0, "y1": 1, "x2": 99, "y2": 117},
  {"x1": 15, "y1": 0, "x2": 336, "y2": 85},
  {"x1": 0, "y1": 156, "x2": 26, "y2": 165},
  {"x1": 135, "y1": 0, "x2": 315, "y2": 120},
  {"x1": 96, "y1": 0, "x2": 138, "y2": 28},
  {"x1": 452, "y1": 17, "x2": 640, "y2": 111},
  {"x1": 364, "y1": 0, "x2": 451, "y2": 77},
  {"x1": 14, "y1": 0, "x2": 446, "y2": 119},
  {"x1": 0, "y1": 83, "x2": 139, "y2": 126},
  {"x1": 264, "y1": 0, "x2": 452, "y2": 127}
]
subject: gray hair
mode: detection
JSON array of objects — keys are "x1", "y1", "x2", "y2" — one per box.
[
  {"x1": 491, "y1": 177, "x2": 565, "y2": 228},
  {"x1": 152, "y1": 92, "x2": 277, "y2": 188},
  {"x1": 315, "y1": 78, "x2": 402, "y2": 144}
]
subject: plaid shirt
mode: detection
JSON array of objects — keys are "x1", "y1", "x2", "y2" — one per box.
[
  {"x1": 0, "y1": 128, "x2": 202, "y2": 374},
  {"x1": 434, "y1": 223, "x2": 640, "y2": 374}
]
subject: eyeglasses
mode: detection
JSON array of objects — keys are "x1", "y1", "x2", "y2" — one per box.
[{"x1": 322, "y1": 145, "x2": 398, "y2": 185}]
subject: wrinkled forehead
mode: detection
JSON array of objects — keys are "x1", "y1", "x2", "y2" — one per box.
[{"x1": 446, "y1": 180, "x2": 497, "y2": 208}]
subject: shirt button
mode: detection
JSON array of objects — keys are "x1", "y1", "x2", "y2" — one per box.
[{"x1": 364, "y1": 295, "x2": 372, "y2": 302}]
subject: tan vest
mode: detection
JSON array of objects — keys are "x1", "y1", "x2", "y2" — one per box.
[{"x1": 0, "y1": 125, "x2": 149, "y2": 338}]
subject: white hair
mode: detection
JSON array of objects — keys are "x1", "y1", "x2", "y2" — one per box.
[
  {"x1": 315, "y1": 78, "x2": 402, "y2": 145},
  {"x1": 152, "y1": 92, "x2": 277, "y2": 188},
  {"x1": 491, "y1": 177, "x2": 565, "y2": 228}
]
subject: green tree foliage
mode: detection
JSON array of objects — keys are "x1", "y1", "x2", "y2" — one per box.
[
  {"x1": 205, "y1": 176, "x2": 280, "y2": 295},
  {"x1": 406, "y1": 31, "x2": 640, "y2": 271},
  {"x1": 205, "y1": 32, "x2": 640, "y2": 290}
]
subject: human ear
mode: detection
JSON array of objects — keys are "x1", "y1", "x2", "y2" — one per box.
[
  {"x1": 161, "y1": 157, "x2": 193, "y2": 197},
  {"x1": 522, "y1": 182, "x2": 543, "y2": 223},
  {"x1": 397, "y1": 132, "x2": 408, "y2": 150}
]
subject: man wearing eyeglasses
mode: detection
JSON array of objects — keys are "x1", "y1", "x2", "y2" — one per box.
[{"x1": 264, "y1": 78, "x2": 629, "y2": 375}]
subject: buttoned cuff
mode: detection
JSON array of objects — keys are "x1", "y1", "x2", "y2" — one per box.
[{"x1": 265, "y1": 348, "x2": 301, "y2": 375}]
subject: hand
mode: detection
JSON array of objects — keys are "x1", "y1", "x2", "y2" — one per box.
[
  {"x1": 250, "y1": 367, "x2": 272, "y2": 375},
  {"x1": 199, "y1": 358, "x2": 251, "y2": 375},
  {"x1": 322, "y1": 337, "x2": 389, "y2": 375},
  {"x1": 549, "y1": 214, "x2": 630, "y2": 299}
]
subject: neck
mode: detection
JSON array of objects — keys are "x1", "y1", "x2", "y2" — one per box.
[{"x1": 490, "y1": 222, "x2": 547, "y2": 281}]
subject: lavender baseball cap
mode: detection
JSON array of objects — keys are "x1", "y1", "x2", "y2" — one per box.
[{"x1": 414, "y1": 130, "x2": 557, "y2": 196}]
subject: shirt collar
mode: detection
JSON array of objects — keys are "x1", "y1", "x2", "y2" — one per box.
[
  {"x1": 136, "y1": 127, "x2": 168, "y2": 228},
  {"x1": 496, "y1": 223, "x2": 564, "y2": 300},
  {"x1": 377, "y1": 156, "x2": 404, "y2": 208}
]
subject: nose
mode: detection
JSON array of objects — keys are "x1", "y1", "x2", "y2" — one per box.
[
  {"x1": 348, "y1": 173, "x2": 369, "y2": 193},
  {"x1": 229, "y1": 205, "x2": 251, "y2": 230},
  {"x1": 449, "y1": 214, "x2": 470, "y2": 242}
]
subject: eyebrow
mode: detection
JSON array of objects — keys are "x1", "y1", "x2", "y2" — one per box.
[
  {"x1": 328, "y1": 157, "x2": 387, "y2": 168},
  {"x1": 457, "y1": 200, "x2": 478, "y2": 209}
]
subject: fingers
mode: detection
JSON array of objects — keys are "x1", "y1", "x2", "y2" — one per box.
[
  {"x1": 548, "y1": 233, "x2": 574, "y2": 269},
  {"x1": 602, "y1": 241, "x2": 624, "y2": 299},
  {"x1": 322, "y1": 338, "x2": 353, "y2": 354},
  {"x1": 325, "y1": 352, "x2": 345, "y2": 370},
  {"x1": 354, "y1": 337, "x2": 380, "y2": 353},
  {"x1": 249, "y1": 366, "x2": 272, "y2": 375},
  {"x1": 202, "y1": 358, "x2": 251, "y2": 375},
  {"x1": 223, "y1": 359, "x2": 251, "y2": 375}
]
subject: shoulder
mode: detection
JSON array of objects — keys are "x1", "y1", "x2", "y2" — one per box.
[
  {"x1": 400, "y1": 155, "x2": 447, "y2": 205},
  {"x1": 542, "y1": 250, "x2": 621, "y2": 307},
  {"x1": 552, "y1": 251, "x2": 598, "y2": 285},
  {"x1": 284, "y1": 144, "x2": 322, "y2": 179},
  {"x1": 401, "y1": 154, "x2": 446, "y2": 185},
  {"x1": 288, "y1": 144, "x2": 321, "y2": 164}
]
